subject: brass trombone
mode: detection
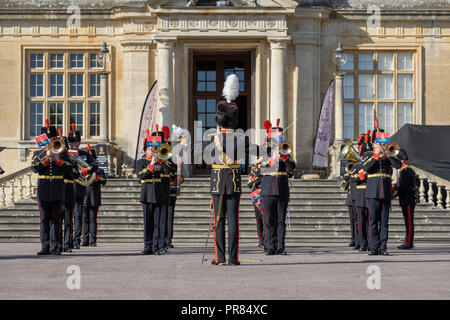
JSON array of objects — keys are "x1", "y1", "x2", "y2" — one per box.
[
  {"x1": 385, "y1": 141, "x2": 400, "y2": 157},
  {"x1": 279, "y1": 141, "x2": 292, "y2": 155},
  {"x1": 36, "y1": 137, "x2": 65, "y2": 161},
  {"x1": 156, "y1": 143, "x2": 172, "y2": 161}
]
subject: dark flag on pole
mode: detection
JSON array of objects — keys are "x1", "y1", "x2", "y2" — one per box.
[
  {"x1": 134, "y1": 80, "x2": 158, "y2": 168},
  {"x1": 312, "y1": 80, "x2": 334, "y2": 168}
]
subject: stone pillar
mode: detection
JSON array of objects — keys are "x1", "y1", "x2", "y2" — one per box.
[
  {"x1": 120, "y1": 40, "x2": 152, "y2": 164},
  {"x1": 334, "y1": 72, "x2": 345, "y2": 144},
  {"x1": 328, "y1": 71, "x2": 345, "y2": 179},
  {"x1": 99, "y1": 71, "x2": 110, "y2": 141},
  {"x1": 269, "y1": 38, "x2": 289, "y2": 130},
  {"x1": 294, "y1": 42, "x2": 320, "y2": 170},
  {"x1": 155, "y1": 37, "x2": 175, "y2": 127}
]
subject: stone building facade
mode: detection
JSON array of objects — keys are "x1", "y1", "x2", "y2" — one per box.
[{"x1": 0, "y1": 0, "x2": 449, "y2": 176}]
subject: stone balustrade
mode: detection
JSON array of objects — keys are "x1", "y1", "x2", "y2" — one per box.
[
  {"x1": 413, "y1": 165, "x2": 449, "y2": 210},
  {"x1": 0, "y1": 167, "x2": 36, "y2": 208}
]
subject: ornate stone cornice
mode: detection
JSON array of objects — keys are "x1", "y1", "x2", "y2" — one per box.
[
  {"x1": 120, "y1": 40, "x2": 153, "y2": 50},
  {"x1": 156, "y1": 14, "x2": 289, "y2": 37}
]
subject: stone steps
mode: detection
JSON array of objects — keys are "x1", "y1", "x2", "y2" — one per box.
[{"x1": 1, "y1": 177, "x2": 449, "y2": 243}]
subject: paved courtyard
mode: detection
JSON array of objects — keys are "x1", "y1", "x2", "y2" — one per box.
[{"x1": 0, "y1": 243, "x2": 449, "y2": 300}]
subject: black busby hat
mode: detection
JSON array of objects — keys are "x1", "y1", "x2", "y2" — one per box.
[
  {"x1": 40, "y1": 119, "x2": 57, "y2": 139},
  {"x1": 151, "y1": 124, "x2": 167, "y2": 144},
  {"x1": 216, "y1": 101, "x2": 239, "y2": 129},
  {"x1": 371, "y1": 119, "x2": 385, "y2": 143},
  {"x1": 216, "y1": 74, "x2": 239, "y2": 129},
  {"x1": 68, "y1": 123, "x2": 81, "y2": 142},
  {"x1": 397, "y1": 149, "x2": 408, "y2": 161}
]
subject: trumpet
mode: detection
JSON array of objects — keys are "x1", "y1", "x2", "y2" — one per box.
[
  {"x1": 36, "y1": 137, "x2": 65, "y2": 161},
  {"x1": 384, "y1": 142, "x2": 400, "y2": 157},
  {"x1": 156, "y1": 143, "x2": 172, "y2": 161}
]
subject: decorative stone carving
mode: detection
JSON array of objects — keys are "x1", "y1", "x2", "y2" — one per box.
[
  {"x1": 121, "y1": 41, "x2": 153, "y2": 51},
  {"x1": 208, "y1": 19, "x2": 218, "y2": 27},
  {"x1": 228, "y1": 20, "x2": 238, "y2": 28}
]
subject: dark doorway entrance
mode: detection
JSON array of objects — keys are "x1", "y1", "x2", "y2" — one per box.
[{"x1": 191, "y1": 51, "x2": 252, "y2": 175}]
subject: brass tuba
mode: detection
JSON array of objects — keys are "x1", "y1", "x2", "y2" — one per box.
[
  {"x1": 156, "y1": 143, "x2": 172, "y2": 161},
  {"x1": 337, "y1": 176, "x2": 349, "y2": 191},
  {"x1": 338, "y1": 139, "x2": 362, "y2": 164}
]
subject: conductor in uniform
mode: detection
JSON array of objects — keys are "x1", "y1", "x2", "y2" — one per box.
[
  {"x1": 31, "y1": 121, "x2": 78, "y2": 255},
  {"x1": 362, "y1": 123, "x2": 401, "y2": 255},
  {"x1": 208, "y1": 74, "x2": 257, "y2": 266},
  {"x1": 393, "y1": 149, "x2": 416, "y2": 250},
  {"x1": 260, "y1": 119, "x2": 296, "y2": 256}
]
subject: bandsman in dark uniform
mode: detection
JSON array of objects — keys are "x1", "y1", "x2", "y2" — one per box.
[
  {"x1": 248, "y1": 163, "x2": 264, "y2": 250},
  {"x1": 260, "y1": 119, "x2": 296, "y2": 256},
  {"x1": 151, "y1": 125, "x2": 176, "y2": 254},
  {"x1": 68, "y1": 124, "x2": 98, "y2": 249},
  {"x1": 393, "y1": 149, "x2": 416, "y2": 250},
  {"x1": 31, "y1": 121, "x2": 78, "y2": 255},
  {"x1": 348, "y1": 163, "x2": 360, "y2": 250},
  {"x1": 207, "y1": 74, "x2": 258, "y2": 266},
  {"x1": 136, "y1": 129, "x2": 164, "y2": 255},
  {"x1": 351, "y1": 132, "x2": 373, "y2": 252},
  {"x1": 339, "y1": 163, "x2": 356, "y2": 247},
  {"x1": 362, "y1": 123, "x2": 401, "y2": 256},
  {"x1": 82, "y1": 145, "x2": 107, "y2": 247},
  {"x1": 58, "y1": 129, "x2": 79, "y2": 253}
]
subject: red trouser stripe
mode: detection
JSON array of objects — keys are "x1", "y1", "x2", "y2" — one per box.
[
  {"x1": 407, "y1": 205, "x2": 412, "y2": 248},
  {"x1": 212, "y1": 196, "x2": 218, "y2": 264}
]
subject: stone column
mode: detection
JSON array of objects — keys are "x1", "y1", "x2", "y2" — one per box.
[
  {"x1": 154, "y1": 37, "x2": 176, "y2": 127},
  {"x1": 269, "y1": 38, "x2": 289, "y2": 130},
  {"x1": 120, "y1": 40, "x2": 152, "y2": 164},
  {"x1": 334, "y1": 72, "x2": 345, "y2": 144},
  {"x1": 99, "y1": 71, "x2": 110, "y2": 141},
  {"x1": 328, "y1": 71, "x2": 345, "y2": 179},
  {"x1": 294, "y1": 42, "x2": 320, "y2": 170}
]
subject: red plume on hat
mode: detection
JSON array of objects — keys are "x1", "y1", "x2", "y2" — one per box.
[
  {"x1": 45, "y1": 119, "x2": 50, "y2": 129},
  {"x1": 143, "y1": 129, "x2": 150, "y2": 150},
  {"x1": 263, "y1": 120, "x2": 272, "y2": 138},
  {"x1": 58, "y1": 129, "x2": 62, "y2": 137},
  {"x1": 72, "y1": 123, "x2": 76, "y2": 132},
  {"x1": 162, "y1": 126, "x2": 170, "y2": 142},
  {"x1": 276, "y1": 118, "x2": 280, "y2": 128}
]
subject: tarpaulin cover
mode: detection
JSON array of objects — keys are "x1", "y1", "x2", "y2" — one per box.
[{"x1": 390, "y1": 124, "x2": 450, "y2": 181}]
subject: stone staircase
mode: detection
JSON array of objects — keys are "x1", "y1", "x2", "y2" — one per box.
[{"x1": 1, "y1": 177, "x2": 450, "y2": 244}]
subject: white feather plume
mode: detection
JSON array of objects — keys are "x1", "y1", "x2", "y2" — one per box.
[{"x1": 222, "y1": 74, "x2": 240, "y2": 103}]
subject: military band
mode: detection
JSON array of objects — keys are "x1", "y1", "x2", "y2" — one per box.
[
  {"x1": 28, "y1": 74, "x2": 420, "y2": 263},
  {"x1": 337, "y1": 120, "x2": 421, "y2": 256}
]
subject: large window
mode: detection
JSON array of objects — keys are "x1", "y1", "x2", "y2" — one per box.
[
  {"x1": 27, "y1": 51, "x2": 102, "y2": 139},
  {"x1": 340, "y1": 52, "x2": 415, "y2": 139}
]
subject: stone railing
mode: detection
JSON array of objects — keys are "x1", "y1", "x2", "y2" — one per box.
[
  {"x1": 412, "y1": 166, "x2": 450, "y2": 210},
  {"x1": 0, "y1": 166, "x2": 36, "y2": 208}
]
